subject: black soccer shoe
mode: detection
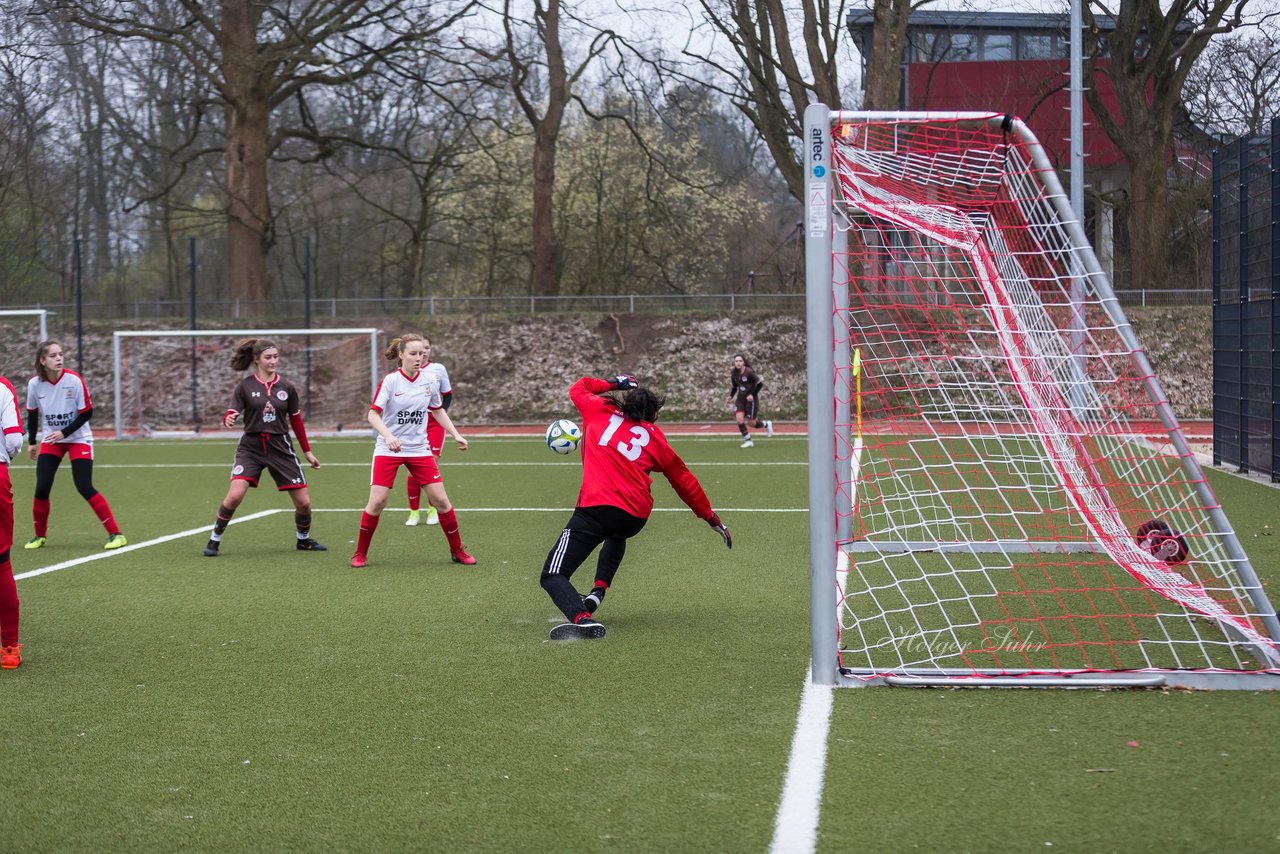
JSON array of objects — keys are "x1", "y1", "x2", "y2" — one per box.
[
  {"x1": 296, "y1": 537, "x2": 327, "y2": 552},
  {"x1": 582, "y1": 586, "x2": 606, "y2": 615},
  {"x1": 549, "y1": 621, "x2": 606, "y2": 641},
  {"x1": 203, "y1": 540, "x2": 220, "y2": 557}
]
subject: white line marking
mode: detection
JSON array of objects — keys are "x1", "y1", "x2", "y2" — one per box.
[
  {"x1": 15, "y1": 509, "x2": 285, "y2": 581},
  {"x1": 307, "y1": 507, "x2": 808, "y2": 513},
  {"x1": 91, "y1": 461, "x2": 805, "y2": 469},
  {"x1": 769, "y1": 671, "x2": 835, "y2": 854}
]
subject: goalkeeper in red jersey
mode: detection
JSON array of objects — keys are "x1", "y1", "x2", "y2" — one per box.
[{"x1": 541, "y1": 375, "x2": 732, "y2": 641}]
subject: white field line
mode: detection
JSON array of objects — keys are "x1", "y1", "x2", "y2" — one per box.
[
  {"x1": 769, "y1": 671, "x2": 835, "y2": 854},
  {"x1": 14, "y1": 509, "x2": 285, "y2": 581},
  {"x1": 307, "y1": 507, "x2": 807, "y2": 513}
]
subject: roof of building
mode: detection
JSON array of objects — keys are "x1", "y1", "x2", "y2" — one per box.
[{"x1": 846, "y1": 10, "x2": 1117, "y2": 32}]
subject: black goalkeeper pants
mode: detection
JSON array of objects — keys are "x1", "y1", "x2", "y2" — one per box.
[{"x1": 540, "y1": 505, "x2": 647, "y2": 621}]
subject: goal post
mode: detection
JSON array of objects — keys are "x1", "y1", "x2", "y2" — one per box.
[
  {"x1": 804, "y1": 106, "x2": 1280, "y2": 689},
  {"x1": 0, "y1": 309, "x2": 51, "y2": 343},
  {"x1": 111, "y1": 328, "x2": 381, "y2": 439}
]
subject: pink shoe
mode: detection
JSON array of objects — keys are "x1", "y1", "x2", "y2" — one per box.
[
  {"x1": 351, "y1": 553, "x2": 367, "y2": 568},
  {"x1": 450, "y1": 546, "x2": 477, "y2": 565}
]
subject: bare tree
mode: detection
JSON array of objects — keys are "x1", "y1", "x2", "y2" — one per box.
[
  {"x1": 1082, "y1": 0, "x2": 1263, "y2": 293},
  {"x1": 35, "y1": 0, "x2": 475, "y2": 306},
  {"x1": 1183, "y1": 18, "x2": 1280, "y2": 136}
]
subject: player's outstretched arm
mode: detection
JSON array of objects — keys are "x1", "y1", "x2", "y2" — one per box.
[
  {"x1": 708, "y1": 513, "x2": 732, "y2": 549},
  {"x1": 431, "y1": 407, "x2": 467, "y2": 451}
]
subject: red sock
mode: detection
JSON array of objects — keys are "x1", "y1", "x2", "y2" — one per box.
[
  {"x1": 356, "y1": 511, "x2": 380, "y2": 556},
  {"x1": 0, "y1": 562, "x2": 18, "y2": 647},
  {"x1": 33, "y1": 498, "x2": 50, "y2": 538},
  {"x1": 88, "y1": 493, "x2": 120, "y2": 535},
  {"x1": 438, "y1": 508, "x2": 462, "y2": 551},
  {"x1": 406, "y1": 476, "x2": 421, "y2": 511}
]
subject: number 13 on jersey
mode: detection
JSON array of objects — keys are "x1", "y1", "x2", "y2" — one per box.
[{"x1": 598, "y1": 413, "x2": 650, "y2": 461}]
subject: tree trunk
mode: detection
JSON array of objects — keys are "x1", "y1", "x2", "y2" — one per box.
[
  {"x1": 863, "y1": 0, "x2": 913, "y2": 110},
  {"x1": 221, "y1": 0, "x2": 273, "y2": 311},
  {"x1": 530, "y1": 130, "x2": 560, "y2": 297},
  {"x1": 1124, "y1": 150, "x2": 1171, "y2": 294}
]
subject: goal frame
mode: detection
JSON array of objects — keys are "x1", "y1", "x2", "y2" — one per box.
[
  {"x1": 803, "y1": 106, "x2": 1280, "y2": 690},
  {"x1": 111, "y1": 327, "x2": 381, "y2": 439},
  {"x1": 0, "y1": 309, "x2": 51, "y2": 342}
]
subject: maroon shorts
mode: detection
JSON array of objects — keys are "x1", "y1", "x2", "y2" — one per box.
[
  {"x1": 371, "y1": 455, "x2": 441, "y2": 489},
  {"x1": 231, "y1": 432, "x2": 307, "y2": 490}
]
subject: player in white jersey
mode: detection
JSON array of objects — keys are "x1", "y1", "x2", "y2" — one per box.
[
  {"x1": 23, "y1": 340, "x2": 126, "y2": 551},
  {"x1": 0, "y1": 377, "x2": 24, "y2": 667},
  {"x1": 404, "y1": 339, "x2": 453, "y2": 527},
  {"x1": 350, "y1": 333, "x2": 476, "y2": 568}
]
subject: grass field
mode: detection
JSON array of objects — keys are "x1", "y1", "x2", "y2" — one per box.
[{"x1": 2, "y1": 432, "x2": 1279, "y2": 852}]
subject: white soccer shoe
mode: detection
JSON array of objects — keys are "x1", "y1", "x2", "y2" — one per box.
[
  {"x1": 405, "y1": 509, "x2": 421, "y2": 526},
  {"x1": 740, "y1": 438, "x2": 754, "y2": 448},
  {"x1": 764, "y1": 420, "x2": 774, "y2": 437}
]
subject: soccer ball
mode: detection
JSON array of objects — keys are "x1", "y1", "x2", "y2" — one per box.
[{"x1": 545, "y1": 419, "x2": 582, "y2": 455}]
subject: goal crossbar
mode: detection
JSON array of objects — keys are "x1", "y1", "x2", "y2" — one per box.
[{"x1": 804, "y1": 106, "x2": 1280, "y2": 689}]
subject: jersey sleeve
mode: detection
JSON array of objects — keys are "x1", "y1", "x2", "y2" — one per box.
[
  {"x1": 371, "y1": 374, "x2": 392, "y2": 414},
  {"x1": 74, "y1": 373, "x2": 92, "y2": 410},
  {"x1": 25, "y1": 377, "x2": 38, "y2": 411},
  {"x1": 285, "y1": 381, "x2": 302, "y2": 416},
  {"x1": 437, "y1": 364, "x2": 452, "y2": 395},
  {"x1": 227, "y1": 380, "x2": 247, "y2": 418},
  {"x1": 654, "y1": 440, "x2": 714, "y2": 520},
  {"x1": 0, "y1": 379, "x2": 21, "y2": 458},
  {"x1": 570, "y1": 377, "x2": 615, "y2": 417}
]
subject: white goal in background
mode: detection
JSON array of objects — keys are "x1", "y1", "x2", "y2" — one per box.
[
  {"x1": 803, "y1": 107, "x2": 1280, "y2": 690},
  {"x1": 0, "y1": 309, "x2": 51, "y2": 344},
  {"x1": 111, "y1": 328, "x2": 381, "y2": 438}
]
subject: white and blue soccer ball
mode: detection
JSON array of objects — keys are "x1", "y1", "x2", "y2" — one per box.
[{"x1": 545, "y1": 419, "x2": 582, "y2": 455}]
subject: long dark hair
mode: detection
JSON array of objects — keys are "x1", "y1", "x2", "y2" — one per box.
[
  {"x1": 731, "y1": 352, "x2": 752, "y2": 384},
  {"x1": 35, "y1": 339, "x2": 63, "y2": 383},
  {"x1": 229, "y1": 338, "x2": 278, "y2": 371},
  {"x1": 620, "y1": 387, "x2": 664, "y2": 423}
]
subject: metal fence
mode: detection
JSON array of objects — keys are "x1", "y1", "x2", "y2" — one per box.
[
  {"x1": 1212, "y1": 117, "x2": 1280, "y2": 482},
  {"x1": 2, "y1": 287, "x2": 1212, "y2": 324}
]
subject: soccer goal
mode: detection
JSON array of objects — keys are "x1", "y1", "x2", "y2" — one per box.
[
  {"x1": 803, "y1": 107, "x2": 1280, "y2": 689},
  {"x1": 111, "y1": 328, "x2": 381, "y2": 438},
  {"x1": 0, "y1": 309, "x2": 51, "y2": 344}
]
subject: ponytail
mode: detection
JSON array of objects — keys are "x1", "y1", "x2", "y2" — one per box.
[
  {"x1": 385, "y1": 333, "x2": 427, "y2": 364},
  {"x1": 229, "y1": 338, "x2": 276, "y2": 371}
]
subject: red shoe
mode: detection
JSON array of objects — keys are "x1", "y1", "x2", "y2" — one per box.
[
  {"x1": 1, "y1": 643, "x2": 22, "y2": 669},
  {"x1": 350, "y1": 553, "x2": 367, "y2": 568},
  {"x1": 450, "y1": 546, "x2": 477, "y2": 565}
]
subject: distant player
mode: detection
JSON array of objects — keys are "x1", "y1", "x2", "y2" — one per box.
[
  {"x1": 1, "y1": 376, "x2": 23, "y2": 668},
  {"x1": 541, "y1": 375, "x2": 732, "y2": 640},
  {"x1": 404, "y1": 336, "x2": 453, "y2": 528},
  {"x1": 351, "y1": 334, "x2": 474, "y2": 568},
  {"x1": 726, "y1": 352, "x2": 771, "y2": 448},
  {"x1": 24, "y1": 340, "x2": 126, "y2": 550},
  {"x1": 202, "y1": 339, "x2": 325, "y2": 556}
]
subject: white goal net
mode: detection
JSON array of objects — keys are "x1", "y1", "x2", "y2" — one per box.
[
  {"x1": 803, "y1": 108, "x2": 1280, "y2": 690},
  {"x1": 111, "y1": 328, "x2": 380, "y2": 438}
]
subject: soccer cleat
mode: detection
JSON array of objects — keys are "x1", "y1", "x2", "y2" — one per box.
[
  {"x1": 350, "y1": 553, "x2": 367, "y2": 568},
  {"x1": 297, "y1": 537, "x2": 327, "y2": 551},
  {"x1": 405, "y1": 509, "x2": 421, "y2": 526},
  {"x1": 203, "y1": 540, "x2": 220, "y2": 557},
  {"x1": 104, "y1": 533, "x2": 128, "y2": 550},
  {"x1": 582, "y1": 585, "x2": 607, "y2": 615},
  {"x1": 1, "y1": 644, "x2": 22, "y2": 669},
  {"x1": 450, "y1": 546, "x2": 477, "y2": 565},
  {"x1": 425, "y1": 506, "x2": 439, "y2": 526},
  {"x1": 740, "y1": 438, "x2": 754, "y2": 448},
  {"x1": 765, "y1": 420, "x2": 774, "y2": 437},
  {"x1": 549, "y1": 621, "x2": 606, "y2": 641},
  {"x1": 24, "y1": 536, "x2": 46, "y2": 550}
]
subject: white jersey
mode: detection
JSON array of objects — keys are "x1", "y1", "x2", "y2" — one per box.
[
  {"x1": 423, "y1": 361, "x2": 452, "y2": 423},
  {"x1": 370, "y1": 368, "x2": 444, "y2": 458},
  {"x1": 27, "y1": 370, "x2": 94, "y2": 445},
  {"x1": 1, "y1": 377, "x2": 22, "y2": 463}
]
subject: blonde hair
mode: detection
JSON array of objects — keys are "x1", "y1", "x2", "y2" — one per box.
[
  {"x1": 384, "y1": 334, "x2": 429, "y2": 364},
  {"x1": 229, "y1": 338, "x2": 278, "y2": 372},
  {"x1": 35, "y1": 339, "x2": 63, "y2": 383}
]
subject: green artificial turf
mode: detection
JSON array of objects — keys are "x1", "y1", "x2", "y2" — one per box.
[{"x1": 1, "y1": 434, "x2": 1277, "y2": 852}]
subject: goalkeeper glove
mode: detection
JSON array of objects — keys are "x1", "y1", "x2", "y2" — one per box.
[
  {"x1": 609, "y1": 374, "x2": 637, "y2": 390},
  {"x1": 708, "y1": 514, "x2": 732, "y2": 550}
]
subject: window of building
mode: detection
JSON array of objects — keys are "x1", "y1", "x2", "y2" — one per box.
[
  {"x1": 981, "y1": 33, "x2": 1014, "y2": 61},
  {"x1": 1019, "y1": 33, "x2": 1061, "y2": 60}
]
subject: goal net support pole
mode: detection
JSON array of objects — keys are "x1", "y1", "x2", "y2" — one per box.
[
  {"x1": 0, "y1": 309, "x2": 50, "y2": 342},
  {"x1": 804, "y1": 106, "x2": 1280, "y2": 689}
]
